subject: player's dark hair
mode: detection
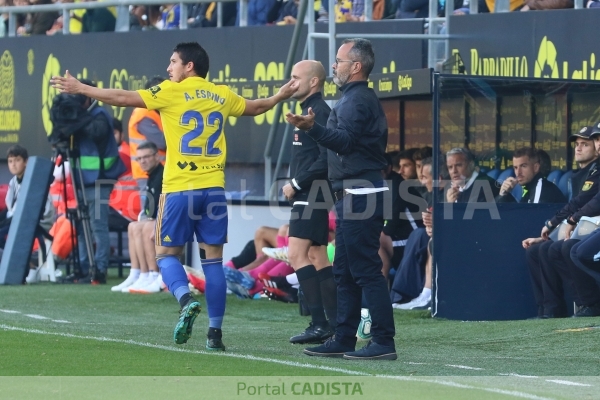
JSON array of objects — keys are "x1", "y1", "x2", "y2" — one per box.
[
  {"x1": 7, "y1": 145, "x2": 28, "y2": 161},
  {"x1": 174, "y1": 42, "x2": 210, "y2": 78}
]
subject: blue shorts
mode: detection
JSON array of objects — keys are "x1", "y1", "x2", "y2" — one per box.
[{"x1": 155, "y1": 188, "x2": 228, "y2": 247}]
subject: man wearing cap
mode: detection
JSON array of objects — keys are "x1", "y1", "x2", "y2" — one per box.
[
  {"x1": 523, "y1": 125, "x2": 600, "y2": 318},
  {"x1": 496, "y1": 146, "x2": 566, "y2": 204}
]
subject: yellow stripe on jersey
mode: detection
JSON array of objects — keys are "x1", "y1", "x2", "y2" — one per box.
[{"x1": 138, "y1": 77, "x2": 246, "y2": 193}]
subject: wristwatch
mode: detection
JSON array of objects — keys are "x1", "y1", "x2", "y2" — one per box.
[
  {"x1": 545, "y1": 219, "x2": 554, "y2": 231},
  {"x1": 567, "y1": 217, "x2": 577, "y2": 226}
]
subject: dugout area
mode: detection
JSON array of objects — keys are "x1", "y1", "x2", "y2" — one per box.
[{"x1": 387, "y1": 72, "x2": 600, "y2": 320}]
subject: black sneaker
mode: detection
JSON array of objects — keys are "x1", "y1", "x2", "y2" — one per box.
[
  {"x1": 303, "y1": 336, "x2": 354, "y2": 358},
  {"x1": 206, "y1": 327, "x2": 226, "y2": 351},
  {"x1": 91, "y1": 272, "x2": 106, "y2": 285},
  {"x1": 61, "y1": 272, "x2": 86, "y2": 284},
  {"x1": 290, "y1": 323, "x2": 334, "y2": 344},
  {"x1": 573, "y1": 304, "x2": 600, "y2": 317},
  {"x1": 343, "y1": 340, "x2": 397, "y2": 361}
]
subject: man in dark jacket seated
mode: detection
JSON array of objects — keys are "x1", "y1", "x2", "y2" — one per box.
[{"x1": 496, "y1": 147, "x2": 566, "y2": 204}]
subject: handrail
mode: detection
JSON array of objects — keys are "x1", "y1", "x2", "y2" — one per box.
[{"x1": 0, "y1": 0, "x2": 245, "y2": 37}]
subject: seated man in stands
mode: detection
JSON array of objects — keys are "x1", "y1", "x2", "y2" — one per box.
[
  {"x1": 111, "y1": 141, "x2": 164, "y2": 293},
  {"x1": 445, "y1": 147, "x2": 499, "y2": 203},
  {"x1": 496, "y1": 147, "x2": 566, "y2": 204}
]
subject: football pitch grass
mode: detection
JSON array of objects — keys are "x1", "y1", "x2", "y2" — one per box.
[{"x1": 1, "y1": 275, "x2": 600, "y2": 400}]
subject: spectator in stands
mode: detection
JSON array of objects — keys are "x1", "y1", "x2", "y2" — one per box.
[
  {"x1": 394, "y1": 0, "x2": 462, "y2": 19},
  {"x1": 379, "y1": 149, "x2": 425, "y2": 278},
  {"x1": 523, "y1": 126, "x2": 600, "y2": 318},
  {"x1": 16, "y1": 0, "x2": 57, "y2": 35},
  {"x1": 128, "y1": 76, "x2": 166, "y2": 191},
  {"x1": 187, "y1": 2, "x2": 237, "y2": 27},
  {"x1": 130, "y1": 5, "x2": 159, "y2": 31},
  {"x1": 496, "y1": 147, "x2": 566, "y2": 204},
  {"x1": 245, "y1": 0, "x2": 277, "y2": 25},
  {"x1": 111, "y1": 141, "x2": 164, "y2": 293},
  {"x1": 113, "y1": 118, "x2": 132, "y2": 178},
  {"x1": 274, "y1": 0, "x2": 300, "y2": 24},
  {"x1": 81, "y1": 0, "x2": 116, "y2": 33},
  {"x1": 521, "y1": 0, "x2": 572, "y2": 11},
  {"x1": 161, "y1": 3, "x2": 180, "y2": 29},
  {"x1": 445, "y1": 147, "x2": 500, "y2": 203}
]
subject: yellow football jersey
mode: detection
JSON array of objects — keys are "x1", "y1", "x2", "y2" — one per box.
[{"x1": 138, "y1": 77, "x2": 246, "y2": 193}]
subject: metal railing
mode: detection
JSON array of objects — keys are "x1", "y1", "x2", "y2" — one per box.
[{"x1": 0, "y1": 0, "x2": 243, "y2": 37}]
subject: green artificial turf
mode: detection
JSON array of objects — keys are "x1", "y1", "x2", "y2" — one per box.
[{"x1": 1, "y1": 274, "x2": 600, "y2": 399}]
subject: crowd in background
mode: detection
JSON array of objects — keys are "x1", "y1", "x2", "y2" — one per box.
[{"x1": 0, "y1": 0, "x2": 587, "y2": 37}]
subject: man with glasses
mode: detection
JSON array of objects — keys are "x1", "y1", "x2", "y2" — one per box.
[
  {"x1": 286, "y1": 38, "x2": 397, "y2": 360},
  {"x1": 111, "y1": 141, "x2": 164, "y2": 294}
]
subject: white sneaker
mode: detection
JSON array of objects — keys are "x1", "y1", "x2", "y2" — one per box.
[
  {"x1": 262, "y1": 246, "x2": 289, "y2": 263},
  {"x1": 393, "y1": 292, "x2": 431, "y2": 310},
  {"x1": 111, "y1": 274, "x2": 139, "y2": 292},
  {"x1": 124, "y1": 275, "x2": 152, "y2": 293},
  {"x1": 25, "y1": 268, "x2": 40, "y2": 284},
  {"x1": 130, "y1": 274, "x2": 163, "y2": 294}
]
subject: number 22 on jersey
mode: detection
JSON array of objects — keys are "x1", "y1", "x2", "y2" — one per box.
[{"x1": 179, "y1": 110, "x2": 224, "y2": 157}]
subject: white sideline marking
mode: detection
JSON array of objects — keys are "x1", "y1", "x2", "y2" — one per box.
[
  {"x1": 545, "y1": 380, "x2": 592, "y2": 387},
  {"x1": 0, "y1": 324, "x2": 558, "y2": 400},
  {"x1": 382, "y1": 377, "x2": 554, "y2": 400},
  {"x1": 0, "y1": 309, "x2": 21, "y2": 314},
  {"x1": 24, "y1": 314, "x2": 49, "y2": 320},
  {"x1": 52, "y1": 320, "x2": 71, "y2": 324},
  {"x1": 445, "y1": 364, "x2": 485, "y2": 370},
  {"x1": 500, "y1": 373, "x2": 539, "y2": 379}
]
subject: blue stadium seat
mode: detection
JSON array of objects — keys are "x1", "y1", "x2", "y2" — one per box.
[
  {"x1": 558, "y1": 170, "x2": 573, "y2": 200},
  {"x1": 496, "y1": 168, "x2": 515, "y2": 184},
  {"x1": 547, "y1": 170, "x2": 563, "y2": 185},
  {"x1": 486, "y1": 169, "x2": 501, "y2": 180}
]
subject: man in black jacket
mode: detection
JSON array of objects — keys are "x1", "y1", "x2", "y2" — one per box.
[
  {"x1": 280, "y1": 60, "x2": 336, "y2": 345},
  {"x1": 496, "y1": 147, "x2": 566, "y2": 204},
  {"x1": 523, "y1": 126, "x2": 600, "y2": 318},
  {"x1": 286, "y1": 38, "x2": 397, "y2": 361}
]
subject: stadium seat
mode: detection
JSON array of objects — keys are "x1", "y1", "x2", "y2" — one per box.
[
  {"x1": 547, "y1": 170, "x2": 563, "y2": 185},
  {"x1": 486, "y1": 169, "x2": 500, "y2": 180},
  {"x1": 557, "y1": 170, "x2": 573, "y2": 200},
  {"x1": 496, "y1": 168, "x2": 515, "y2": 184}
]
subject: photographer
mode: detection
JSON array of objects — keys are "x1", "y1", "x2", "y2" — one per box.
[{"x1": 55, "y1": 80, "x2": 125, "y2": 284}]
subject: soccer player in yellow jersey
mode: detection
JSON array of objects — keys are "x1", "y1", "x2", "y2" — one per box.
[{"x1": 52, "y1": 42, "x2": 299, "y2": 351}]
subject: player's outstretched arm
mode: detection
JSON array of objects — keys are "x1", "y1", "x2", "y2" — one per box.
[
  {"x1": 242, "y1": 79, "x2": 298, "y2": 116},
  {"x1": 51, "y1": 70, "x2": 146, "y2": 108}
]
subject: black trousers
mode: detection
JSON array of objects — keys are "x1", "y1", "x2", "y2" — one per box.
[
  {"x1": 569, "y1": 230, "x2": 600, "y2": 305},
  {"x1": 333, "y1": 190, "x2": 395, "y2": 348},
  {"x1": 526, "y1": 240, "x2": 555, "y2": 315}
]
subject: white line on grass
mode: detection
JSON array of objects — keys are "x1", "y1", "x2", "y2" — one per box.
[
  {"x1": 0, "y1": 309, "x2": 21, "y2": 314},
  {"x1": 545, "y1": 380, "x2": 592, "y2": 387},
  {"x1": 0, "y1": 324, "x2": 557, "y2": 400},
  {"x1": 499, "y1": 373, "x2": 538, "y2": 379},
  {"x1": 445, "y1": 364, "x2": 485, "y2": 370},
  {"x1": 24, "y1": 314, "x2": 49, "y2": 320},
  {"x1": 380, "y1": 377, "x2": 554, "y2": 400}
]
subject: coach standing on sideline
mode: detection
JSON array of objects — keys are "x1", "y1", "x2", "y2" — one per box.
[{"x1": 286, "y1": 38, "x2": 397, "y2": 361}]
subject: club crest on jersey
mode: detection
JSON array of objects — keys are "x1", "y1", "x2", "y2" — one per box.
[{"x1": 582, "y1": 181, "x2": 594, "y2": 191}]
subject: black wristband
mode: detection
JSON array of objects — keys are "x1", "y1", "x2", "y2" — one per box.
[
  {"x1": 545, "y1": 219, "x2": 554, "y2": 230},
  {"x1": 567, "y1": 218, "x2": 577, "y2": 226}
]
